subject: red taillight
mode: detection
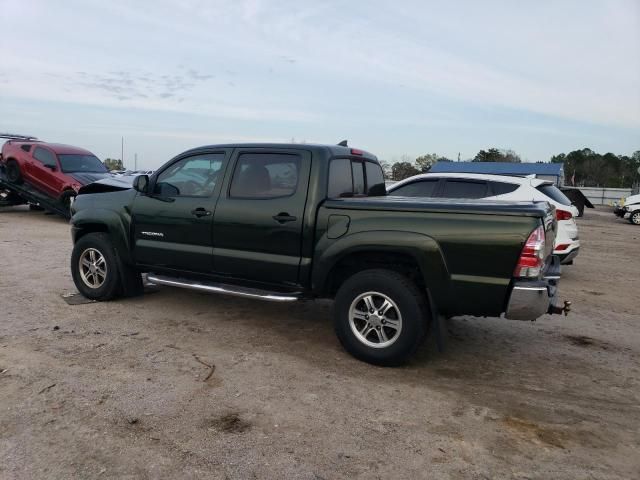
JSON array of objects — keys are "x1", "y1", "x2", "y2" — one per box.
[
  {"x1": 555, "y1": 243, "x2": 570, "y2": 251},
  {"x1": 350, "y1": 148, "x2": 363, "y2": 156},
  {"x1": 514, "y1": 225, "x2": 546, "y2": 278},
  {"x1": 556, "y1": 209, "x2": 572, "y2": 221}
]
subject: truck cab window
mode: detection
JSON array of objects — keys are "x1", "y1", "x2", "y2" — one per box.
[
  {"x1": 229, "y1": 153, "x2": 301, "y2": 199},
  {"x1": 154, "y1": 153, "x2": 224, "y2": 197}
]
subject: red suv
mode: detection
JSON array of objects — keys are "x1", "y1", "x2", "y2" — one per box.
[{"x1": 1, "y1": 141, "x2": 111, "y2": 208}]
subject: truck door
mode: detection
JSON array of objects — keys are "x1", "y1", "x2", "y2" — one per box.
[
  {"x1": 212, "y1": 148, "x2": 311, "y2": 285},
  {"x1": 132, "y1": 150, "x2": 229, "y2": 273}
]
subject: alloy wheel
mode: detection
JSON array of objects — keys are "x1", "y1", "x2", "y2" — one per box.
[
  {"x1": 348, "y1": 291, "x2": 403, "y2": 348},
  {"x1": 78, "y1": 248, "x2": 108, "y2": 289}
]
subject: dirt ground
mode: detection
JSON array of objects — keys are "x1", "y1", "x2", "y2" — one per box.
[{"x1": 0, "y1": 205, "x2": 639, "y2": 479}]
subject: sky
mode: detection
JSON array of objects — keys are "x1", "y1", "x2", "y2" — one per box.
[{"x1": 1, "y1": 0, "x2": 639, "y2": 169}]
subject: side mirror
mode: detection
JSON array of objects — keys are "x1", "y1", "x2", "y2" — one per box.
[{"x1": 133, "y1": 174, "x2": 149, "y2": 193}]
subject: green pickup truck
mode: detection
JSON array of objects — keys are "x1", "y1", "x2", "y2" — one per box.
[{"x1": 70, "y1": 143, "x2": 566, "y2": 365}]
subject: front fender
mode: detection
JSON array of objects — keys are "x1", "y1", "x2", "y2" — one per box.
[
  {"x1": 312, "y1": 230, "x2": 450, "y2": 303},
  {"x1": 71, "y1": 208, "x2": 134, "y2": 266}
]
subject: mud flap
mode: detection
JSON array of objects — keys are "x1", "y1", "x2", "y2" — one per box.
[{"x1": 427, "y1": 290, "x2": 447, "y2": 352}]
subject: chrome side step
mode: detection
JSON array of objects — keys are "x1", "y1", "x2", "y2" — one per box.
[{"x1": 146, "y1": 274, "x2": 301, "y2": 302}]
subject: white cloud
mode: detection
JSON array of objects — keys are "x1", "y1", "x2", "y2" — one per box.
[{"x1": 0, "y1": 0, "x2": 638, "y2": 162}]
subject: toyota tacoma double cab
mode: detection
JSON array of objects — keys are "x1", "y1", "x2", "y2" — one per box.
[
  {"x1": 1, "y1": 139, "x2": 111, "y2": 212},
  {"x1": 69, "y1": 143, "x2": 567, "y2": 365}
]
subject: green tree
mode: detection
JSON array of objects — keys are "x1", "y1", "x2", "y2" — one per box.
[
  {"x1": 550, "y1": 148, "x2": 639, "y2": 187},
  {"x1": 379, "y1": 161, "x2": 393, "y2": 179},
  {"x1": 391, "y1": 162, "x2": 420, "y2": 181},
  {"x1": 415, "y1": 153, "x2": 438, "y2": 172},
  {"x1": 104, "y1": 158, "x2": 123, "y2": 171},
  {"x1": 474, "y1": 148, "x2": 521, "y2": 162}
]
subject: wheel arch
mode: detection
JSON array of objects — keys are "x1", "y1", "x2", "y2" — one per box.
[
  {"x1": 71, "y1": 209, "x2": 134, "y2": 265},
  {"x1": 312, "y1": 230, "x2": 450, "y2": 306}
]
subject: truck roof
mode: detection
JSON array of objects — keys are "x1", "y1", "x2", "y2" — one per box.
[{"x1": 180, "y1": 143, "x2": 378, "y2": 162}]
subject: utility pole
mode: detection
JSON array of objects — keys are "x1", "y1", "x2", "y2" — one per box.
[
  {"x1": 134, "y1": 153, "x2": 138, "y2": 171},
  {"x1": 458, "y1": 152, "x2": 460, "y2": 162},
  {"x1": 121, "y1": 137, "x2": 124, "y2": 168}
]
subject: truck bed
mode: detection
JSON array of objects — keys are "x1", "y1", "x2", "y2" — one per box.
[{"x1": 325, "y1": 196, "x2": 553, "y2": 217}]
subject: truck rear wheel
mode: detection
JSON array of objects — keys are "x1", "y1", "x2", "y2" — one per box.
[
  {"x1": 5, "y1": 160, "x2": 23, "y2": 184},
  {"x1": 71, "y1": 233, "x2": 122, "y2": 300},
  {"x1": 333, "y1": 269, "x2": 429, "y2": 366}
]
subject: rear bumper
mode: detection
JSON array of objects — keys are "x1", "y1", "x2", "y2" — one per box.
[
  {"x1": 556, "y1": 247, "x2": 579, "y2": 264},
  {"x1": 505, "y1": 256, "x2": 562, "y2": 321},
  {"x1": 553, "y1": 239, "x2": 580, "y2": 264}
]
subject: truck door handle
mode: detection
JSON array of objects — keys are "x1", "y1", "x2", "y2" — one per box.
[
  {"x1": 273, "y1": 212, "x2": 297, "y2": 223},
  {"x1": 191, "y1": 207, "x2": 211, "y2": 218}
]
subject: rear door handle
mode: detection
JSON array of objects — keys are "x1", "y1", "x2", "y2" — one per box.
[
  {"x1": 273, "y1": 212, "x2": 297, "y2": 223},
  {"x1": 191, "y1": 207, "x2": 212, "y2": 218}
]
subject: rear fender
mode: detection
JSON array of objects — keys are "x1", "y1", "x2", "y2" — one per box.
[{"x1": 312, "y1": 230, "x2": 450, "y2": 302}]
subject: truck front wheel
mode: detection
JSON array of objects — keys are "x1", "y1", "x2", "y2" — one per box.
[
  {"x1": 59, "y1": 190, "x2": 76, "y2": 216},
  {"x1": 71, "y1": 233, "x2": 122, "y2": 300},
  {"x1": 333, "y1": 269, "x2": 430, "y2": 366}
]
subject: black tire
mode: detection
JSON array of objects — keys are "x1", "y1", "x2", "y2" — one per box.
[
  {"x1": 59, "y1": 190, "x2": 76, "y2": 216},
  {"x1": 630, "y1": 210, "x2": 640, "y2": 226},
  {"x1": 71, "y1": 233, "x2": 123, "y2": 300},
  {"x1": 333, "y1": 269, "x2": 430, "y2": 366},
  {"x1": 5, "y1": 160, "x2": 22, "y2": 184}
]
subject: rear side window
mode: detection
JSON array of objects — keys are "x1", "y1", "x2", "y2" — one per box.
[
  {"x1": 365, "y1": 162, "x2": 385, "y2": 196},
  {"x1": 536, "y1": 184, "x2": 572, "y2": 206},
  {"x1": 33, "y1": 147, "x2": 57, "y2": 167},
  {"x1": 489, "y1": 181, "x2": 518, "y2": 195},
  {"x1": 328, "y1": 159, "x2": 353, "y2": 198},
  {"x1": 439, "y1": 179, "x2": 488, "y2": 199},
  {"x1": 230, "y1": 153, "x2": 300, "y2": 199},
  {"x1": 328, "y1": 158, "x2": 386, "y2": 198},
  {"x1": 391, "y1": 179, "x2": 439, "y2": 197},
  {"x1": 352, "y1": 161, "x2": 365, "y2": 195}
]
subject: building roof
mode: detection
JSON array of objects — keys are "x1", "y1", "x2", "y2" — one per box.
[{"x1": 429, "y1": 161, "x2": 563, "y2": 176}]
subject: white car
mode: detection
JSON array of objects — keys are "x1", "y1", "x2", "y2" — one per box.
[
  {"x1": 617, "y1": 193, "x2": 640, "y2": 225},
  {"x1": 388, "y1": 172, "x2": 580, "y2": 264}
]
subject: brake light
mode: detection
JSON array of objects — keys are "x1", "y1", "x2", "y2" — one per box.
[
  {"x1": 514, "y1": 225, "x2": 546, "y2": 278},
  {"x1": 350, "y1": 148, "x2": 363, "y2": 156},
  {"x1": 556, "y1": 209, "x2": 572, "y2": 221},
  {"x1": 555, "y1": 243, "x2": 570, "y2": 251}
]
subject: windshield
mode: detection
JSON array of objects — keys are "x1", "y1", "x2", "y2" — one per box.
[
  {"x1": 536, "y1": 184, "x2": 572, "y2": 206},
  {"x1": 58, "y1": 154, "x2": 108, "y2": 173}
]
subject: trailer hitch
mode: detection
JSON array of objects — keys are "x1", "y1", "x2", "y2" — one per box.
[{"x1": 549, "y1": 300, "x2": 572, "y2": 316}]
